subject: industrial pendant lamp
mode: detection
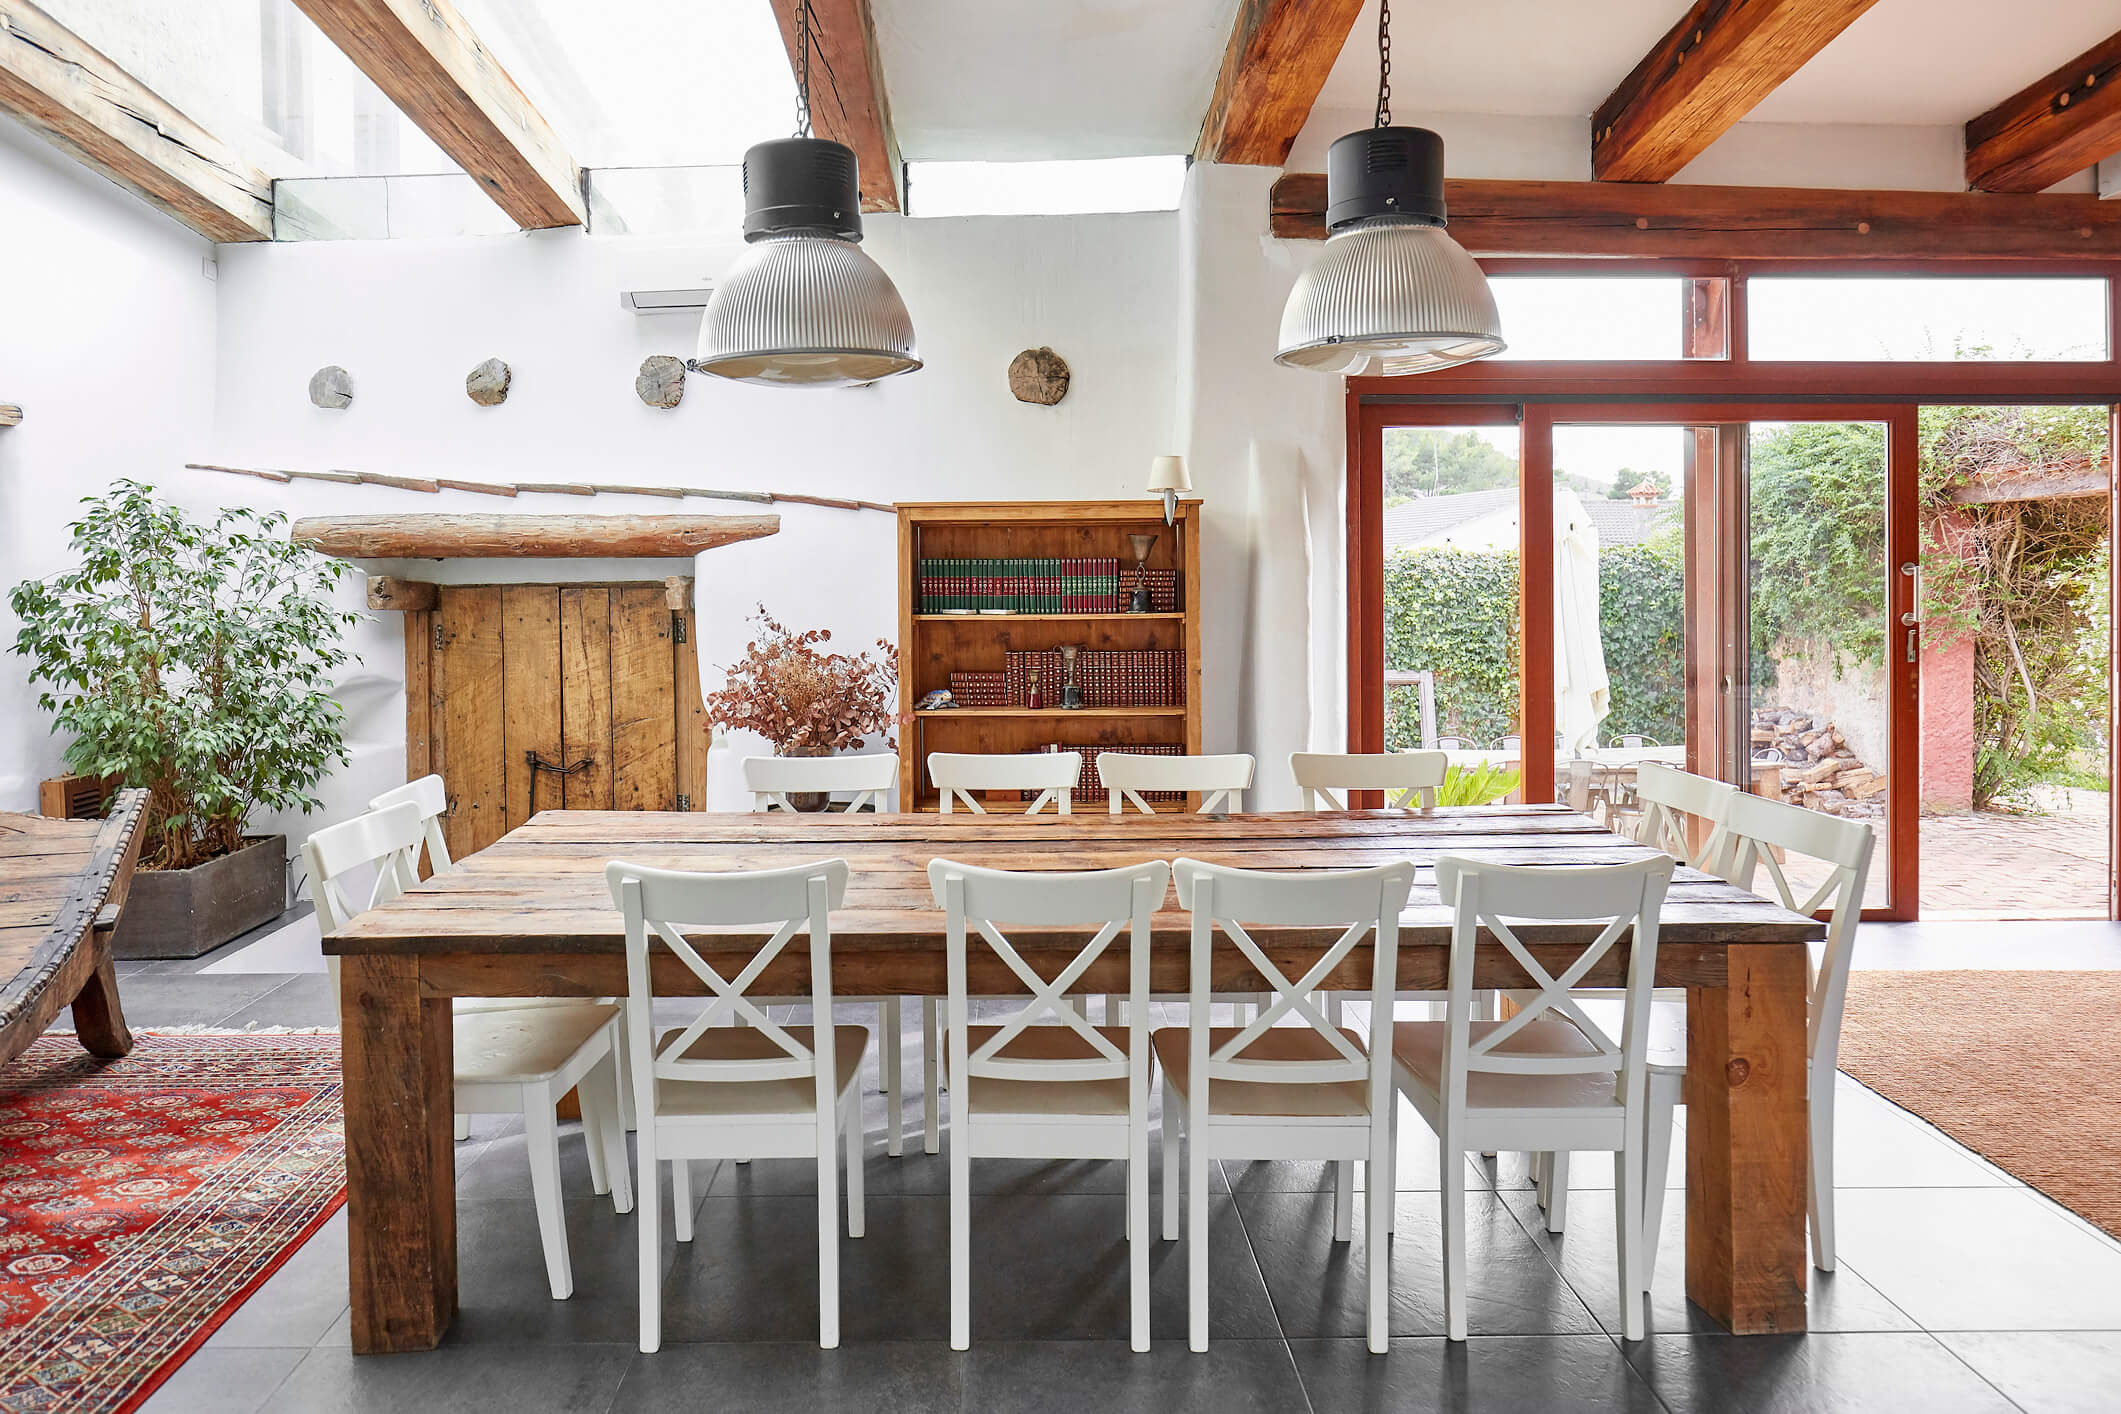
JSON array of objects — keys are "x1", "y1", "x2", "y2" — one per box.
[
  {"x1": 694, "y1": 0, "x2": 919, "y2": 387},
  {"x1": 1274, "y1": 0, "x2": 1503, "y2": 376}
]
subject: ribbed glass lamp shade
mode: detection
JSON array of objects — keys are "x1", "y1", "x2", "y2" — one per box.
[
  {"x1": 1275, "y1": 220, "x2": 1505, "y2": 375},
  {"x1": 694, "y1": 234, "x2": 921, "y2": 388}
]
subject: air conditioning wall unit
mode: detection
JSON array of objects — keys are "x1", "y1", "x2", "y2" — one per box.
[{"x1": 620, "y1": 284, "x2": 713, "y2": 313}]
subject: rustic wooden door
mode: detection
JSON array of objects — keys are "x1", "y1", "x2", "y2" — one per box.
[{"x1": 412, "y1": 582, "x2": 706, "y2": 862}]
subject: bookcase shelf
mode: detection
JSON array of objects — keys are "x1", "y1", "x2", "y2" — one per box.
[{"x1": 897, "y1": 500, "x2": 1203, "y2": 813}]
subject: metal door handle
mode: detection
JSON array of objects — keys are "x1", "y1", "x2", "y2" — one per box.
[{"x1": 525, "y1": 750, "x2": 593, "y2": 816}]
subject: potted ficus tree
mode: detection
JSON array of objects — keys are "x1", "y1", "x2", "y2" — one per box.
[
  {"x1": 704, "y1": 605, "x2": 895, "y2": 810},
  {"x1": 9, "y1": 480, "x2": 360, "y2": 958}
]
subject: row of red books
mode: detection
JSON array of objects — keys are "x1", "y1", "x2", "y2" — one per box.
[
  {"x1": 1018, "y1": 743, "x2": 1185, "y2": 803},
  {"x1": 999, "y1": 650, "x2": 1184, "y2": 708},
  {"x1": 948, "y1": 671, "x2": 1007, "y2": 707}
]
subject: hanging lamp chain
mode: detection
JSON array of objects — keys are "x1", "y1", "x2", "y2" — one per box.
[
  {"x1": 793, "y1": 0, "x2": 814, "y2": 138},
  {"x1": 1374, "y1": 0, "x2": 1392, "y2": 128}
]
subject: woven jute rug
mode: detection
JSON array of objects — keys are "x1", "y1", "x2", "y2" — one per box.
[
  {"x1": 0, "y1": 1033, "x2": 344, "y2": 1414},
  {"x1": 1837, "y1": 970, "x2": 2121, "y2": 1240}
]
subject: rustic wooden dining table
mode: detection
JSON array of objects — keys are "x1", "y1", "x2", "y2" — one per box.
[{"x1": 324, "y1": 804, "x2": 1822, "y2": 1354}]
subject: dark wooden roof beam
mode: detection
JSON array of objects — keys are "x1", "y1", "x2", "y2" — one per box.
[
  {"x1": 1966, "y1": 30, "x2": 2121, "y2": 194},
  {"x1": 1196, "y1": 0, "x2": 1367, "y2": 167},
  {"x1": 765, "y1": 0, "x2": 901, "y2": 213}
]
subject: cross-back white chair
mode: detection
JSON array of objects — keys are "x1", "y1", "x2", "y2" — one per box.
[
  {"x1": 744, "y1": 753, "x2": 897, "y2": 813},
  {"x1": 1634, "y1": 791, "x2": 1874, "y2": 1278},
  {"x1": 1633, "y1": 762, "x2": 1737, "y2": 872},
  {"x1": 1291, "y1": 751, "x2": 1448, "y2": 811},
  {"x1": 740, "y1": 753, "x2": 909, "y2": 1155},
  {"x1": 369, "y1": 773, "x2": 453, "y2": 874},
  {"x1": 305, "y1": 804, "x2": 632, "y2": 1302},
  {"x1": 1394, "y1": 853, "x2": 1673, "y2": 1341},
  {"x1": 930, "y1": 751, "x2": 1079, "y2": 815},
  {"x1": 1098, "y1": 752, "x2": 1253, "y2": 815},
  {"x1": 1155, "y1": 858, "x2": 1412, "y2": 1354},
  {"x1": 929, "y1": 858, "x2": 1167, "y2": 1352},
  {"x1": 607, "y1": 857, "x2": 869, "y2": 1352}
]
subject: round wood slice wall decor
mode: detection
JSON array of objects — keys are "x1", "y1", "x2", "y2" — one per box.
[
  {"x1": 308, "y1": 366, "x2": 352, "y2": 409},
  {"x1": 1008, "y1": 347, "x2": 1070, "y2": 406},
  {"x1": 466, "y1": 358, "x2": 512, "y2": 406},
  {"x1": 636, "y1": 355, "x2": 686, "y2": 409}
]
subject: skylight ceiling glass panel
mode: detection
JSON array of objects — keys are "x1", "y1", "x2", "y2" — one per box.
[
  {"x1": 39, "y1": 0, "x2": 458, "y2": 178},
  {"x1": 875, "y1": 0, "x2": 1239, "y2": 161},
  {"x1": 449, "y1": 0, "x2": 797, "y2": 168},
  {"x1": 1748, "y1": 0, "x2": 2121, "y2": 125},
  {"x1": 1308, "y1": 0, "x2": 1695, "y2": 121}
]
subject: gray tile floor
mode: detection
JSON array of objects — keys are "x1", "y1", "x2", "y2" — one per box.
[{"x1": 86, "y1": 921, "x2": 2121, "y2": 1413}]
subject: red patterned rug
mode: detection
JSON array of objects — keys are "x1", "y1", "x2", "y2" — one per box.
[{"x1": 0, "y1": 1033, "x2": 345, "y2": 1414}]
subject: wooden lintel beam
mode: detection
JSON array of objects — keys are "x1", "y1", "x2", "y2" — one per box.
[
  {"x1": 0, "y1": 1, "x2": 272, "y2": 242},
  {"x1": 1196, "y1": 0, "x2": 1366, "y2": 167},
  {"x1": 1269, "y1": 172, "x2": 2121, "y2": 259},
  {"x1": 766, "y1": 0, "x2": 900, "y2": 213},
  {"x1": 293, "y1": 513, "x2": 781, "y2": 559},
  {"x1": 1593, "y1": 0, "x2": 1883, "y2": 183},
  {"x1": 367, "y1": 575, "x2": 439, "y2": 611},
  {"x1": 1948, "y1": 462, "x2": 2110, "y2": 505},
  {"x1": 290, "y1": 0, "x2": 584, "y2": 228},
  {"x1": 1967, "y1": 31, "x2": 2121, "y2": 194}
]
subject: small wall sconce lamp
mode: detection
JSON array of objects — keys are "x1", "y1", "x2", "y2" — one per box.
[{"x1": 1146, "y1": 455, "x2": 1190, "y2": 525}]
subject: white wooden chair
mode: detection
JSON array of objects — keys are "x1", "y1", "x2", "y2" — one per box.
[
  {"x1": 741, "y1": 754, "x2": 909, "y2": 1157},
  {"x1": 743, "y1": 753, "x2": 896, "y2": 814},
  {"x1": 929, "y1": 858, "x2": 1167, "y2": 1352},
  {"x1": 1290, "y1": 751, "x2": 1448, "y2": 811},
  {"x1": 1636, "y1": 791, "x2": 1874, "y2": 1276},
  {"x1": 1527, "y1": 762, "x2": 1737, "y2": 1232},
  {"x1": 306, "y1": 803, "x2": 632, "y2": 1302},
  {"x1": 605, "y1": 857, "x2": 870, "y2": 1352},
  {"x1": 1098, "y1": 752, "x2": 1254, "y2": 814},
  {"x1": 1154, "y1": 858, "x2": 1412, "y2": 1353},
  {"x1": 369, "y1": 773, "x2": 454, "y2": 873},
  {"x1": 1394, "y1": 853, "x2": 1673, "y2": 1341},
  {"x1": 930, "y1": 751, "x2": 1078, "y2": 815}
]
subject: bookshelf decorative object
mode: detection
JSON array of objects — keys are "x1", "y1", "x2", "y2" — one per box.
[{"x1": 897, "y1": 500, "x2": 1202, "y2": 812}]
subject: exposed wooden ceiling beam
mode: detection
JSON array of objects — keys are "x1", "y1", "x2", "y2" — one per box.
[
  {"x1": 765, "y1": 0, "x2": 900, "y2": 213},
  {"x1": 1966, "y1": 31, "x2": 2121, "y2": 194},
  {"x1": 1592, "y1": 0, "x2": 1882, "y2": 183},
  {"x1": 1196, "y1": 0, "x2": 1367, "y2": 167},
  {"x1": 289, "y1": 0, "x2": 584, "y2": 228},
  {"x1": 1270, "y1": 171, "x2": 2121, "y2": 259},
  {"x1": 0, "y1": 1, "x2": 272, "y2": 242},
  {"x1": 292, "y1": 514, "x2": 782, "y2": 559}
]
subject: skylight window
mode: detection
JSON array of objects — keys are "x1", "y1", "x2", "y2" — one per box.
[{"x1": 906, "y1": 157, "x2": 1187, "y2": 218}]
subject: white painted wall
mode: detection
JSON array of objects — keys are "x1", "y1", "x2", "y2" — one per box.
[{"x1": 0, "y1": 117, "x2": 220, "y2": 812}]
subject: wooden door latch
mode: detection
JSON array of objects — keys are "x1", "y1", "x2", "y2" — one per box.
[{"x1": 525, "y1": 750, "x2": 594, "y2": 815}]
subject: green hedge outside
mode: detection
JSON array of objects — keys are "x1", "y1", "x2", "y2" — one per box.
[{"x1": 1383, "y1": 545, "x2": 1685, "y2": 750}]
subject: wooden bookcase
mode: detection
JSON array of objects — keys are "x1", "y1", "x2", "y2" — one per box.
[{"x1": 896, "y1": 500, "x2": 1203, "y2": 812}]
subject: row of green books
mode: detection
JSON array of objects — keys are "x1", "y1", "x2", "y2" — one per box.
[{"x1": 915, "y1": 557, "x2": 1124, "y2": 613}]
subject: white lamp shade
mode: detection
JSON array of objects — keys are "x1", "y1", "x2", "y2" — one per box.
[
  {"x1": 1146, "y1": 455, "x2": 1191, "y2": 493},
  {"x1": 695, "y1": 234, "x2": 921, "y2": 388},
  {"x1": 1275, "y1": 222, "x2": 1505, "y2": 375}
]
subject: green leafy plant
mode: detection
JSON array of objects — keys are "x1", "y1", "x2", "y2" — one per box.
[
  {"x1": 1436, "y1": 762, "x2": 1522, "y2": 807},
  {"x1": 9, "y1": 481, "x2": 360, "y2": 870}
]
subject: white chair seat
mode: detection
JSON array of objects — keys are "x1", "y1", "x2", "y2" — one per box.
[
  {"x1": 654, "y1": 1025, "x2": 869, "y2": 1117},
  {"x1": 1152, "y1": 1027, "x2": 1376, "y2": 1118},
  {"x1": 452, "y1": 1003, "x2": 624, "y2": 1085},
  {"x1": 965, "y1": 1025, "x2": 1133, "y2": 1116},
  {"x1": 1393, "y1": 1019, "x2": 1625, "y2": 1112}
]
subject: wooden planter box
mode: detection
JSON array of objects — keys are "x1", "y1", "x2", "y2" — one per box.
[{"x1": 109, "y1": 835, "x2": 287, "y2": 961}]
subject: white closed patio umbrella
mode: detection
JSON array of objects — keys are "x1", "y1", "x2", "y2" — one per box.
[{"x1": 1553, "y1": 487, "x2": 1611, "y2": 757}]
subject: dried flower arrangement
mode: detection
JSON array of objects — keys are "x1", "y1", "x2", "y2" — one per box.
[{"x1": 704, "y1": 605, "x2": 897, "y2": 756}]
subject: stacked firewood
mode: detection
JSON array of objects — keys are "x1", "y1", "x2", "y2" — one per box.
[{"x1": 1751, "y1": 707, "x2": 1886, "y2": 818}]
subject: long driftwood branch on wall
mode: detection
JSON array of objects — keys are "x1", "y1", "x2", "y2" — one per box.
[
  {"x1": 291, "y1": 513, "x2": 781, "y2": 559},
  {"x1": 186, "y1": 462, "x2": 892, "y2": 513}
]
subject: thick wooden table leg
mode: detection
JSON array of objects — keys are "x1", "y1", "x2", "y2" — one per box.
[
  {"x1": 70, "y1": 942, "x2": 134, "y2": 1058},
  {"x1": 1685, "y1": 942, "x2": 1809, "y2": 1333},
  {"x1": 342, "y1": 955, "x2": 456, "y2": 1353}
]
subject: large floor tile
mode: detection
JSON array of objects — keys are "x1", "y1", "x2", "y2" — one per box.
[
  {"x1": 1495, "y1": 1188, "x2": 1918, "y2": 1337},
  {"x1": 1625, "y1": 1333, "x2": 2019, "y2": 1414},
  {"x1": 610, "y1": 1342, "x2": 963, "y2": 1413},
  {"x1": 446, "y1": 1198, "x2": 680, "y2": 1347},
  {"x1": 1833, "y1": 1188, "x2": 2121, "y2": 1331},
  {"x1": 87, "y1": 972, "x2": 300, "y2": 1029},
  {"x1": 1236, "y1": 1188, "x2": 1603, "y2": 1339},
  {"x1": 259, "y1": 1343, "x2": 635, "y2": 1414},
  {"x1": 1937, "y1": 1331, "x2": 2121, "y2": 1414},
  {"x1": 215, "y1": 973, "x2": 340, "y2": 1029},
  {"x1": 960, "y1": 1338, "x2": 1309, "y2": 1414},
  {"x1": 707, "y1": 1134, "x2": 1227, "y2": 1199},
  {"x1": 1825, "y1": 1083, "x2": 2015, "y2": 1189},
  {"x1": 136, "y1": 1346, "x2": 306, "y2": 1414},
  {"x1": 1290, "y1": 1335, "x2": 1665, "y2": 1413},
  {"x1": 205, "y1": 1209, "x2": 350, "y2": 1348}
]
